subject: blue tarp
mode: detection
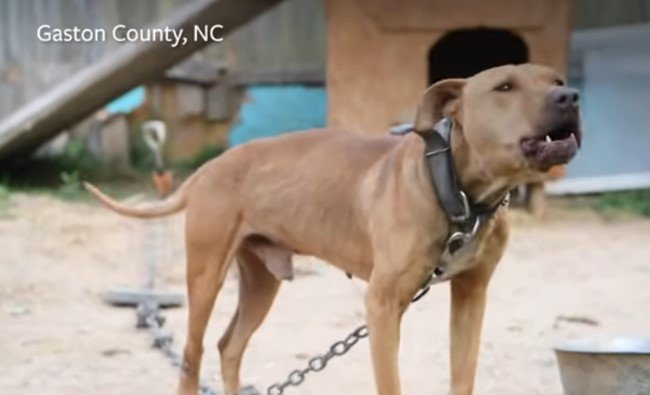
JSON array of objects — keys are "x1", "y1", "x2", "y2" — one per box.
[
  {"x1": 106, "y1": 86, "x2": 146, "y2": 115},
  {"x1": 229, "y1": 85, "x2": 327, "y2": 146}
]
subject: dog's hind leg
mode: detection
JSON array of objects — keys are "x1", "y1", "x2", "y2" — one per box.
[
  {"x1": 218, "y1": 247, "x2": 282, "y2": 395},
  {"x1": 177, "y1": 206, "x2": 241, "y2": 395}
]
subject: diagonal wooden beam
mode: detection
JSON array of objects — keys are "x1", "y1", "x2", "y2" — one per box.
[{"x1": 0, "y1": 0, "x2": 285, "y2": 162}]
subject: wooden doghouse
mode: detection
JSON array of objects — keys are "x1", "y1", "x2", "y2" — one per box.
[
  {"x1": 326, "y1": 0, "x2": 575, "y2": 214},
  {"x1": 144, "y1": 62, "x2": 235, "y2": 163}
]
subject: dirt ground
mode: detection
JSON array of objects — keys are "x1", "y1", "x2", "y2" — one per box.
[{"x1": 1, "y1": 192, "x2": 649, "y2": 395}]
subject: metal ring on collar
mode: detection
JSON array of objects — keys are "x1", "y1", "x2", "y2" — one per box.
[{"x1": 446, "y1": 215, "x2": 481, "y2": 255}]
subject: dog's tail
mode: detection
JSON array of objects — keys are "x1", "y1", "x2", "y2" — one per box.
[{"x1": 84, "y1": 173, "x2": 196, "y2": 219}]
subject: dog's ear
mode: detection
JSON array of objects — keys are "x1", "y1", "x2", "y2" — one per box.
[{"x1": 414, "y1": 79, "x2": 466, "y2": 133}]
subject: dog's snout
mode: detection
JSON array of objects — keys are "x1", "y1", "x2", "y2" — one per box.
[{"x1": 549, "y1": 87, "x2": 580, "y2": 110}]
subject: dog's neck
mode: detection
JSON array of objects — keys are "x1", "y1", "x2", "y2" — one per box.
[
  {"x1": 449, "y1": 126, "x2": 512, "y2": 208},
  {"x1": 404, "y1": 130, "x2": 508, "y2": 215}
]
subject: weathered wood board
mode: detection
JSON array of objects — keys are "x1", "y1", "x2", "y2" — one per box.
[{"x1": 0, "y1": 0, "x2": 285, "y2": 162}]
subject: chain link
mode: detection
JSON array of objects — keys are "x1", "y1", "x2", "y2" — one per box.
[
  {"x1": 137, "y1": 301, "x2": 223, "y2": 395},
  {"x1": 264, "y1": 281, "x2": 434, "y2": 395},
  {"x1": 266, "y1": 325, "x2": 369, "y2": 395}
]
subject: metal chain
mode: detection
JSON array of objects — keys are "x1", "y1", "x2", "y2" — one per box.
[
  {"x1": 266, "y1": 325, "x2": 369, "y2": 395},
  {"x1": 135, "y1": 280, "x2": 433, "y2": 395},
  {"x1": 265, "y1": 282, "x2": 432, "y2": 395},
  {"x1": 137, "y1": 301, "x2": 225, "y2": 395}
]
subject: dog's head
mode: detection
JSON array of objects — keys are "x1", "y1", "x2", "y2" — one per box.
[{"x1": 415, "y1": 64, "x2": 582, "y2": 183}]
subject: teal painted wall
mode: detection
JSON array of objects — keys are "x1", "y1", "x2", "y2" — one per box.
[{"x1": 229, "y1": 85, "x2": 327, "y2": 146}]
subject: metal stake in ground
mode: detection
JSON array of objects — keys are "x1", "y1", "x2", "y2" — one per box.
[{"x1": 103, "y1": 120, "x2": 184, "y2": 308}]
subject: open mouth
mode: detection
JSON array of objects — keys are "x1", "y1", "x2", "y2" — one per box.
[{"x1": 521, "y1": 123, "x2": 582, "y2": 171}]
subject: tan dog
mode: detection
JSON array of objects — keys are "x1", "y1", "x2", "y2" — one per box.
[{"x1": 86, "y1": 64, "x2": 581, "y2": 395}]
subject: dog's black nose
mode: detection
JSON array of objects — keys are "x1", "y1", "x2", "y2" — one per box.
[{"x1": 550, "y1": 87, "x2": 580, "y2": 110}]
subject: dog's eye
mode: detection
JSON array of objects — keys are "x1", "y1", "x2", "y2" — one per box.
[
  {"x1": 494, "y1": 82, "x2": 513, "y2": 92},
  {"x1": 554, "y1": 79, "x2": 565, "y2": 86}
]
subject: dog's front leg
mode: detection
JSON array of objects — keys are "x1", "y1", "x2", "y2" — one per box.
[
  {"x1": 449, "y1": 266, "x2": 490, "y2": 395},
  {"x1": 449, "y1": 216, "x2": 508, "y2": 395},
  {"x1": 365, "y1": 273, "x2": 411, "y2": 395},
  {"x1": 449, "y1": 238, "x2": 505, "y2": 395}
]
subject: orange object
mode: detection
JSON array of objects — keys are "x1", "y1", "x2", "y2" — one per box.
[
  {"x1": 548, "y1": 165, "x2": 567, "y2": 180},
  {"x1": 152, "y1": 171, "x2": 174, "y2": 198}
]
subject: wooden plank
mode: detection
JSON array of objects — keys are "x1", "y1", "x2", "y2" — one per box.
[
  {"x1": 164, "y1": 59, "x2": 227, "y2": 85},
  {"x1": 228, "y1": 0, "x2": 325, "y2": 80},
  {"x1": 0, "y1": 0, "x2": 285, "y2": 161},
  {"x1": 575, "y1": 0, "x2": 650, "y2": 29},
  {"x1": 230, "y1": 69, "x2": 325, "y2": 85}
]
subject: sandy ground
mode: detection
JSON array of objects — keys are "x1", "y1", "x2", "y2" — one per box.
[{"x1": 1, "y1": 192, "x2": 650, "y2": 395}]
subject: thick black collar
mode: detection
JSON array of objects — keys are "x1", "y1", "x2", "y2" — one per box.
[
  {"x1": 420, "y1": 118, "x2": 505, "y2": 227},
  {"x1": 391, "y1": 119, "x2": 505, "y2": 229},
  {"x1": 391, "y1": 120, "x2": 508, "y2": 275}
]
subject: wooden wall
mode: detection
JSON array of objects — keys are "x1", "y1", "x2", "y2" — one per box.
[
  {"x1": 0, "y1": 0, "x2": 185, "y2": 120},
  {"x1": 227, "y1": 0, "x2": 325, "y2": 84},
  {"x1": 326, "y1": 0, "x2": 574, "y2": 134},
  {"x1": 0, "y1": 0, "x2": 325, "y2": 122},
  {"x1": 0, "y1": 0, "x2": 646, "y2": 132},
  {"x1": 575, "y1": 0, "x2": 650, "y2": 29}
]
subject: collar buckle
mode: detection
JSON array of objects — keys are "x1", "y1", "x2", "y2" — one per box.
[
  {"x1": 449, "y1": 191, "x2": 471, "y2": 224},
  {"x1": 424, "y1": 146, "x2": 450, "y2": 157}
]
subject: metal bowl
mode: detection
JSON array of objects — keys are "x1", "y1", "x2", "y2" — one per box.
[{"x1": 554, "y1": 337, "x2": 650, "y2": 395}]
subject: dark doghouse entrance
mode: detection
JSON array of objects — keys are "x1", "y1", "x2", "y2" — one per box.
[{"x1": 428, "y1": 28, "x2": 529, "y2": 84}]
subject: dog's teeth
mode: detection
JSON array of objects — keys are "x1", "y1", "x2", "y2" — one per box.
[{"x1": 545, "y1": 135, "x2": 552, "y2": 143}]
